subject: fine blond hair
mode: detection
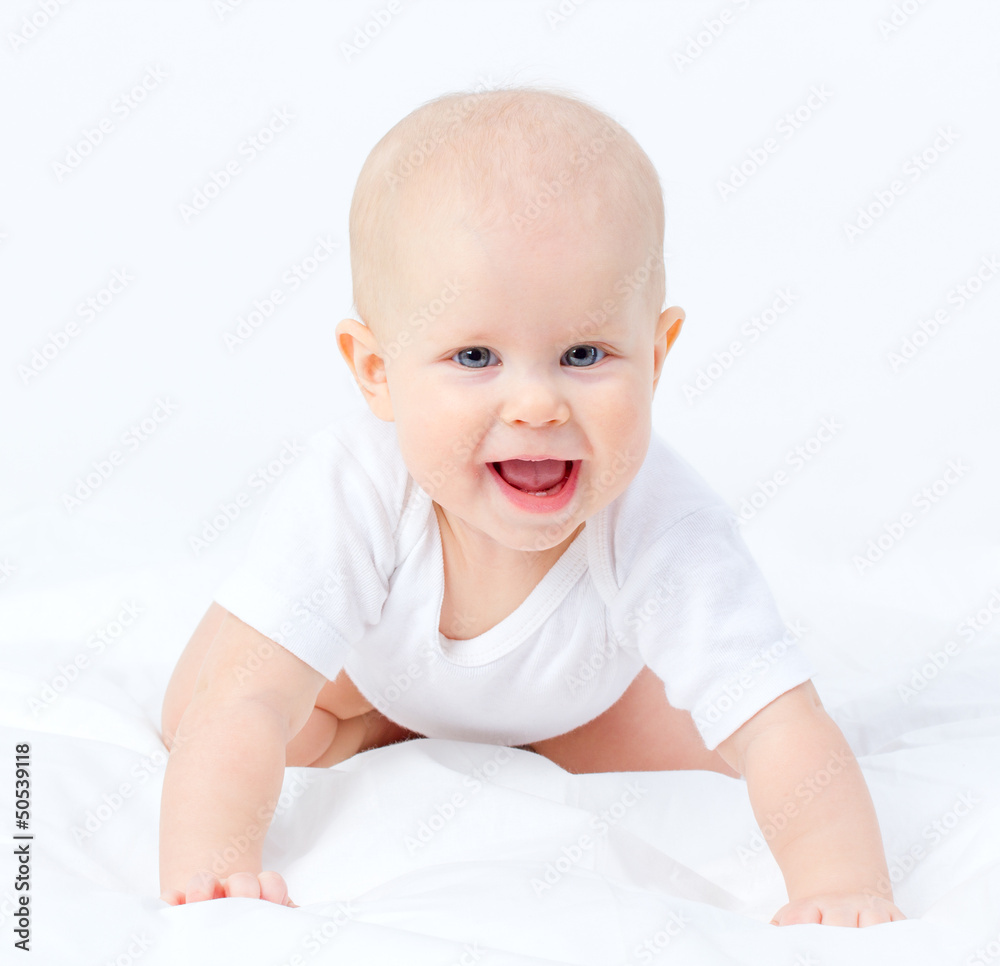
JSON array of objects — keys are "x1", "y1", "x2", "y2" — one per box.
[{"x1": 348, "y1": 85, "x2": 666, "y2": 344}]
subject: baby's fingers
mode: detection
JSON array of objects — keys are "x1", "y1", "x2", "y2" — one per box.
[
  {"x1": 770, "y1": 900, "x2": 821, "y2": 926},
  {"x1": 184, "y1": 872, "x2": 225, "y2": 903},
  {"x1": 224, "y1": 872, "x2": 261, "y2": 899},
  {"x1": 858, "y1": 897, "x2": 907, "y2": 926},
  {"x1": 258, "y1": 870, "x2": 297, "y2": 907}
]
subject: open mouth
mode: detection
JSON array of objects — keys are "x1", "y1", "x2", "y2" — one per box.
[
  {"x1": 487, "y1": 458, "x2": 581, "y2": 514},
  {"x1": 490, "y1": 459, "x2": 574, "y2": 497}
]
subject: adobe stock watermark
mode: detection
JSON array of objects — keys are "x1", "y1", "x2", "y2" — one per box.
[
  {"x1": 878, "y1": 0, "x2": 935, "y2": 39},
  {"x1": 843, "y1": 126, "x2": 959, "y2": 243},
  {"x1": 213, "y1": 0, "x2": 249, "y2": 22},
  {"x1": 530, "y1": 781, "x2": 646, "y2": 895},
  {"x1": 178, "y1": 107, "x2": 295, "y2": 223},
  {"x1": 416, "y1": 415, "x2": 495, "y2": 501},
  {"x1": 546, "y1": 0, "x2": 592, "y2": 29},
  {"x1": 0, "y1": 557, "x2": 18, "y2": 588},
  {"x1": 518, "y1": 443, "x2": 645, "y2": 558},
  {"x1": 872, "y1": 790, "x2": 979, "y2": 895},
  {"x1": 341, "y1": 1, "x2": 402, "y2": 63},
  {"x1": 51, "y1": 66, "x2": 167, "y2": 183},
  {"x1": 202, "y1": 771, "x2": 318, "y2": 877},
  {"x1": 566, "y1": 626, "x2": 643, "y2": 696},
  {"x1": 896, "y1": 586, "x2": 1000, "y2": 703},
  {"x1": 510, "y1": 123, "x2": 620, "y2": 232},
  {"x1": 566, "y1": 568, "x2": 679, "y2": 694},
  {"x1": 357, "y1": 638, "x2": 444, "y2": 720},
  {"x1": 404, "y1": 746, "x2": 515, "y2": 854},
  {"x1": 693, "y1": 620, "x2": 807, "y2": 735},
  {"x1": 225, "y1": 565, "x2": 366, "y2": 688},
  {"x1": 738, "y1": 746, "x2": 853, "y2": 864},
  {"x1": 97, "y1": 932, "x2": 156, "y2": 966},
  {"x1": 28, "y1": 601, "x2": 142, "y2": 716},
  {"x1": 965, "y1": 927, "x2": 1000, "y2": 966},
  {"x1": 734, "y1": 417, "x2": 843, "y2": 525},
  {"x1": 717, "y1": 86, "x2": 833, "y2": 201},
  {"x1": 279, "y1": 903, "x2": 358, "y2": 965},
  {"x1": 564, "y1": 246, "x2": 664, "y2": 344},
  {"x1": 682, "y1": 288, "x2": 798, "y2": 403},
  {"x1": 268, "y1": 564, "x2": 352, "y2": 641},
  {"x1": 61, "y1": 397, "x2": 178, "y2": 511},
  {"x1": 7, "y1": 0, "x2": 74, "y2": 53},
  {"x1": 886, "y1": 255, "x2": 999, "y2": 371},
  {"x1": 627, "y1": 912, "x2": 692, "y2": 964},
  {"x1": 672, "y1": 0, "x2": 756, "y2": 72},
  {"x1": 223, "y1": 235, "x2": 338, "y2": 352},
  {"x1": 852, "y1": 458, "x2": 969, "y2": 575},
  {"x1": 381, "y1": 277, "x2": 461, "y2": 363},
  {"x1": 188, "y1": 438, "x2": 305, "y2": 554},
  {"x1": 70, "y1": 745, "x2": 167, "y2": 844},
  {"x1": 18, "y1": 269, "x2": 135, "y2": 384},
  {"x1": 382, "y1": 79, "x2": 498, "y2": 188},
  {"x1": 445, "y1": 945, "x2": 483, "y2": 966}
]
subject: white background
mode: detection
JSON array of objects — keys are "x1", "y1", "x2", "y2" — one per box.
[{"x1": 1, "y1": 2, "x2": 999, "y2": 963}]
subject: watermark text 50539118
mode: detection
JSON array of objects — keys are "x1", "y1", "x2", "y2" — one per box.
[{"x1": 13, "y1": 743, "x2": 32, "y2": 951}]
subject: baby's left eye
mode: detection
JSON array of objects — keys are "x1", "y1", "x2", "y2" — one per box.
[{"x1": 562, "y1": 345, "x2": 606, "y2": 367}]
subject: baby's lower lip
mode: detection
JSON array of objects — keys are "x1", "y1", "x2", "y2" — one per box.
[{"x1": 486, "y1": 459, "x2": 580, "y2": 514}]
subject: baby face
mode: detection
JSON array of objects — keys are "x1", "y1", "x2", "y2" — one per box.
[{"x1": 345, "y1": 209, "x2": 679, "y2": 559}]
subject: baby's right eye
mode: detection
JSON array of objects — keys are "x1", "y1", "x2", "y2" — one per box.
[{"x1": 452, "y1": 347, "x2": 498, "y2": 368}]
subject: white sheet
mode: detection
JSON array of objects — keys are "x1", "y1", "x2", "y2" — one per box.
[
  {"x1": 2, "y1": 567, "x2": 999, "y2": 965},
  {"x1": 3, "y1": 0, "x2": 1000, "y2": 963}
]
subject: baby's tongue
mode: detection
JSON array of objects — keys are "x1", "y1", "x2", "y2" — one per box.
[{"x1": 496, "y1": 459, "x2": 567, "y2": 492}]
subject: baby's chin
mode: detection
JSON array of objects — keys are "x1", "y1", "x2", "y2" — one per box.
[
  {"x1": 478, "y1": 509, "x2": 586, "y2": 556},
  {"x1": 431, "y1": 492, "x2": 581, "y2": 554}
]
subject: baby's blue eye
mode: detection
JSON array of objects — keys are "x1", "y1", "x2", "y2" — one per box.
[
  {"x1": 451, "y1": 345, "x2": 607, "y2": 368},
  {"x1": 453, "y1": 347, "x2": 497, "y2": 368},
  {"x1": 563, "y1": 345, "x2": 605, "y2": 367}
]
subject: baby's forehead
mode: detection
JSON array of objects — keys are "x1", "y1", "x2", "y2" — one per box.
[
  {"x1": 388, "y1": 158, "x2": 648, "y2": 272},
  {"x1": 350, "y1": 89, "x2": 665, "y2": 337}
]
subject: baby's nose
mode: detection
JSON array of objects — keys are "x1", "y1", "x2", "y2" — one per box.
[{"x1": 499, "y1": 378, "x2": 570, "y2": 427}]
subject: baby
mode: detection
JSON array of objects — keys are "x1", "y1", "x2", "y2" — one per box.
[{"x1": 159, "y1": 86, "x2": 905, "y2": 928}]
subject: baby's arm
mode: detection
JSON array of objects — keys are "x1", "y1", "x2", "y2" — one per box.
[
  {"x1": 717, "y1": 681, "x2": 906, "y2": 927},
  {"x1": 159, "y1": 612, "x2": 325, "y2": 904}
]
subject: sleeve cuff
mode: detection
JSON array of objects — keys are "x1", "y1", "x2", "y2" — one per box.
[
  {"x1": 690, "y1": 642, "x2": 818, "y2": 750},
  {"x1": 213, "y1": 570, "x2": 350, "y2": 682}
]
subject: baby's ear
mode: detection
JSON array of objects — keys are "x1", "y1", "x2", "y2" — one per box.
[
  {"x1": 652, "y1": 306, "x2": 685, "y2": 394},
  {"x1": 660, "y1": 306, "x2": 685, "y2": 351},
  {"x1": 335, "y1": 319, "x2": 394, "y2": 421}
]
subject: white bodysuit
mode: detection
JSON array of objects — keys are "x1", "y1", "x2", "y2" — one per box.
[{"x1": 214, "y1": 402, "x2": 815, "y2": 750}]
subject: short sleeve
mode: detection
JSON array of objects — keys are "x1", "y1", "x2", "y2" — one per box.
[
  {"x1": 608, "y1": 505, "x2": 816, "y2": 750},
  {"x1": 213, "y1": 427, "x2": 397, "y2": 681}
]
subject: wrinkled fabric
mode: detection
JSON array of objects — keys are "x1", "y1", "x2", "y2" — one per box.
[{"x1": 1, "y1": 568, "x2": 998, "y2": 965}]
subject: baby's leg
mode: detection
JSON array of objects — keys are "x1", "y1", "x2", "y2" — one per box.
[
  {"x1": 528, "y1": 666, "x2": 738, "y2": 777},
  {"x1": 162, "y1": 602, "x2": 419, "y2": 768}
]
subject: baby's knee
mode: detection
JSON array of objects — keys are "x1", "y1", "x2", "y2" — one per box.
[{"x1": 286, "y1": 706, "x2": 355, "y2": 767}]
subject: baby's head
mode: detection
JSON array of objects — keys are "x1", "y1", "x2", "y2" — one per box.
[{"x1": 336, "y1": 86, "x2": 684, "y2": 554}]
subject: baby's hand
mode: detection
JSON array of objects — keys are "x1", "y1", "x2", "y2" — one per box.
[
  {"x1": 160, "y1": 870, "x2": 297, "y2": 907},
  {"x1": 771, "y1": 893, "x2": 905, "y2": 927}
]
